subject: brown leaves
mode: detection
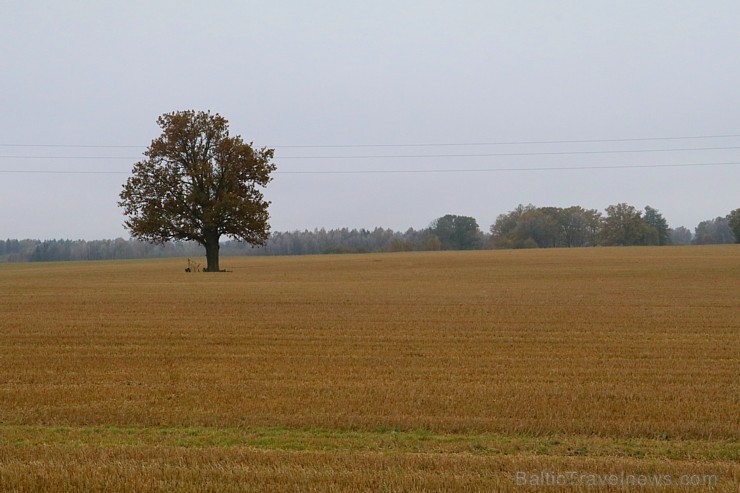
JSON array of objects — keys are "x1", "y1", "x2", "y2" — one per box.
[{"x1": 119, "y1": 111, "x2": 275, "y2": 248}]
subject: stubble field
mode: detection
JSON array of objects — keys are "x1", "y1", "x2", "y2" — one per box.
[{"x1": 0, "y1": 246, "x2": 738, "y2": 491}]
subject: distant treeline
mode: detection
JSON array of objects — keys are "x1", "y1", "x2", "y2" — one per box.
[{"x1": 2, "y1": 203, "x2": 738, "y2": 262}]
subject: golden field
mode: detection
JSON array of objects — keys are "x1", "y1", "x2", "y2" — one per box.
[{"x1": 0, "y1": 246, "x2": 738, "y2": 491}]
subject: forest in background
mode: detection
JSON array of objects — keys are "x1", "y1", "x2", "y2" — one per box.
[{"x1": 2, "y1": 203, "x2": 738, "y2": 262}]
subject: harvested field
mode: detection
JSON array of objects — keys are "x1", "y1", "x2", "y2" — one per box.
[{"x1": 1, "y1": 246, "x2": 738, "y2": 491}]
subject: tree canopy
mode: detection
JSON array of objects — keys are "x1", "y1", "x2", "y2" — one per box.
[
  {"x1": 600, "y1": 203, "x2": 656, "y2": 246},
  {"x1": 694, "y1": 217, "x2": 735, "y2": 245},
  {"x1": 727, "y1": 208, "x2": 740, "y2": 243},
  {"x1": 430, "y1": 214, "x2": 482, "y2": 250},
  {"x1": 4, "y1": 204, "x2": 739, "y2": 263},
  {"x1": 643, "y1": 206, "x2": 670, "y2": 246},
  {"x1": 491, "y1": 204, "x2": 601, "y2": 248},
  {"x1": 119, "y1": 110, "x2": 276, "y2": 271}
]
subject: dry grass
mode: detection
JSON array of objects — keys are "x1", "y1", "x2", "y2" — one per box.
[
  {"x1": 1, "y1": 446, "x2": 737, "y2": 492},
  {"x1": 1, "y1": 246, "x2": 738, "y2": 490}
]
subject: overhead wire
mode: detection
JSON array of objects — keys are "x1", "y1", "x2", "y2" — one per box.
[
  {"x1": 0, "y1": 162, "x2": 738, "y2": 175},
  {"x1": 1, "y1": 132, "x2": 740, "y2": 149},
  {"x1": 1, "y1": 145, "x2": 740, "y2": 160},
  {"x1": 1, "y1": 133, "x2": 739, "y2": 175}
]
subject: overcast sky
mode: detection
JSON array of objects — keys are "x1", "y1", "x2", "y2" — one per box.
[{"x1": 1, "y1": 1, "x2": 739, "y2": 240}]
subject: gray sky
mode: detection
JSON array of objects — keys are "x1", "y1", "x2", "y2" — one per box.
[{"x1": 1, "y1": 1, "x2": 739, "y2": 240}]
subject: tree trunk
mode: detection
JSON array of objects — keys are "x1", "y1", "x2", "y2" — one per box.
[{"x1": 204, "y1": 234, "x2": 221, "y2": 272}]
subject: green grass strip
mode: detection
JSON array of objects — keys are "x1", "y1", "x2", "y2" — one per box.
[{"x1": 1, "y1": 425, "x2": 737, "y2": 461}]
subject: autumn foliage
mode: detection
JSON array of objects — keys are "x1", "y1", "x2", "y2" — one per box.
[{"x1": 119, "y1": 110, "x2": 276, "y2": 271}]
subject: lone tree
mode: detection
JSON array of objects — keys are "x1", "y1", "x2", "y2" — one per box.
[{"x1": 119, "y1": 110, "x2": 276, "y2": 272}]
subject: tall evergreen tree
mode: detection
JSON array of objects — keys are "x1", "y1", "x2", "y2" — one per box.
[
  {"x1": 643, "y1": 206, "x2": 670, "y2": 245},
  {"x1": 727, "y1": 208, "x2": 740, "y2": 243}
]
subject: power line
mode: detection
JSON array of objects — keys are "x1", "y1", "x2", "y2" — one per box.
[
  {"x1": 1, "y1": 162, "x2": 738, "y2": 175},
  {"x1": 1, "y1": 133, "x2": 740, "y2": 149},
  {"x1": 1, "y1": 145, "x2": 740, "y2": 161},
  {"x1": 272, "y1": 134, "x2": 740, "y2": 148},
  {"x1": 278, "y1": 146, "x2": 740, "y2": 158},
  {"x1": 0, "y1": 156, "x2": 135, "y2": 160},
  {"x1": 0, "y1": 144, "x2": 142, "y2": 149},
  {"x1": 275, "y1": 162, "x2": 740, "y2": 174},
  {"x1": 0, "y1": 170, "x2": 126, "y2": 174}
]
